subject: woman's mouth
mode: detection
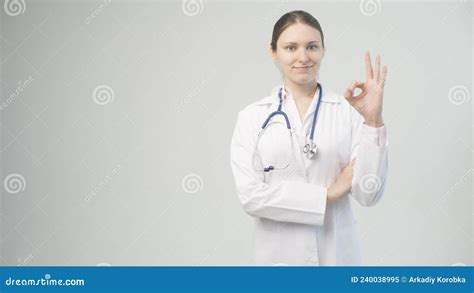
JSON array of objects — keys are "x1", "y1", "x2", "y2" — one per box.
[{"x1": 293, "y1": 65, "x2": 313, "y2": 73}]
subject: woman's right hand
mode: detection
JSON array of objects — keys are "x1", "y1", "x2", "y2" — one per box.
[{"x1": 327, "y1": 159, "x2": 355, "y2": 202}]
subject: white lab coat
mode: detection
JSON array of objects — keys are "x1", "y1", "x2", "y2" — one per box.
[{"x1": 230, "y1": 84, "x2": 388, "y2": 266}]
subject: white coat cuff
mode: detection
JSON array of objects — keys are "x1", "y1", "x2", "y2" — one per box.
[
  {"x1": 362, "y1": 124, "x2": 387, "y2": 147},
  {"x1": 280, "y1": 181, "x2": 327, "y2": 226}
]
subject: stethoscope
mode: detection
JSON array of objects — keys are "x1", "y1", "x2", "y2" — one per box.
[{"x1": 252, "y1": 83, "x2": 323, "y2": 173}]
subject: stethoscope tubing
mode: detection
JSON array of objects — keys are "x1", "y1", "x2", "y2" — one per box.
[{"x1": 253, "y1": 83, "x2": 323, "y2": 172}]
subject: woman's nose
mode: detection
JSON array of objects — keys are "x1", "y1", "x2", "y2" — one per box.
[{"x1": 297, "y1": 48, "x2": 310, "y2": 63}]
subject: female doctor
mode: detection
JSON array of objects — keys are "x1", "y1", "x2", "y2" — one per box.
[{"x1": 230, "y1": 10, "x2": 388, "y2": 266}]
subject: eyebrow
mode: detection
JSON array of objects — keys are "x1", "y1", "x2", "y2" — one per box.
[{"x1": 283, "y1": 41, "x2": 319, "y2": 45}]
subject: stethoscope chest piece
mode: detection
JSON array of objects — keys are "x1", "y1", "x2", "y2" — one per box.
[{"x1": 303, "y1": 142, "x2": 318, "y2": 159}]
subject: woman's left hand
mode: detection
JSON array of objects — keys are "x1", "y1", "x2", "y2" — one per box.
[{"x1": 344, "y1": 51, "x2": 387, "y2": 127}]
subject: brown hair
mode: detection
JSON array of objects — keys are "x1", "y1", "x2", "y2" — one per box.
[{"x1": 270, "y1": 10, "x2": 325, "y2": 51}]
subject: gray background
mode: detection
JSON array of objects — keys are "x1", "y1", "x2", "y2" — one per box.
[{"x1": 0, "y1": 0, "x2": 472, "y2": 266}]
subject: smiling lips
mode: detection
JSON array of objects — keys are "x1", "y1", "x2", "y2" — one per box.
[{"x1": 293, "y1": 65, "x2": 313, "y2": 73}]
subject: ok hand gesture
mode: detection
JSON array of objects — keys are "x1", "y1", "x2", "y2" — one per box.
[{"x1": 344, "y1": 51, "x2": 387, "y2": 127}]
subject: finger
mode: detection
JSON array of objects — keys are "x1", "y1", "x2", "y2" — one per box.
[
  {"x1": 350, "y1": 80, "x2": 364, "y2": 92},
  {"x1": 374, "y1": 54, "x2": 381, "y2": 82},
  {"x1": 352, "y1": 81, "x2": 366, "y2": 99},
  {"x1": 345, "y1": 80, "x2": 365, "y2": 101},
  {"x1": 380, "y1": 65, "x2": 387, "y2": 86},
  {"x1": 344, "y1": 88, "x2": 353, "y2": 101},
  {"x1": 365, "y1": 51, "x2": 373, "y2": 80},
  {"x1": 344, "y1": 80, "x2": 357, "y2": 100},
  {"x1": 349, "y1": 80, "x2": 359, "y2": 92}
]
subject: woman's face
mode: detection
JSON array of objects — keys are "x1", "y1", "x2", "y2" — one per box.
[{"x1": 271, "y1": 22, "x2": 325, "y2": 86}]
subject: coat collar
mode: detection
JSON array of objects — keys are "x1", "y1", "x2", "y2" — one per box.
[{"x1": 255, "y1": 84, "x2": 341, "y2": 106}]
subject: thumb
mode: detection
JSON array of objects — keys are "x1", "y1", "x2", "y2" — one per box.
[{"x1": 343, "y1": 159, "x2": 356, "y2": 171}]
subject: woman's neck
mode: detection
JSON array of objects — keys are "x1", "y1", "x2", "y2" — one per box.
[{"x1": 284, "y1": 80, "x2": 318, "y2": 101}]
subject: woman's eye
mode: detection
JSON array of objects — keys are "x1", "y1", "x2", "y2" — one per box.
[
  {"x1": 308, "y1": 45, "x2": 318, "y2": 50},
  {"x1": 286, "y1": 46, "x2": 296, "y2": 51}
]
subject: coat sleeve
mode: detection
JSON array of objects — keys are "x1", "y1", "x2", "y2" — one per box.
[
  {"x1": 349, "y1": 107, "x2": 389, "y2": 207},
  {"x1": 230, "y1": 110, "x2": 327, "y2": 226}
]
